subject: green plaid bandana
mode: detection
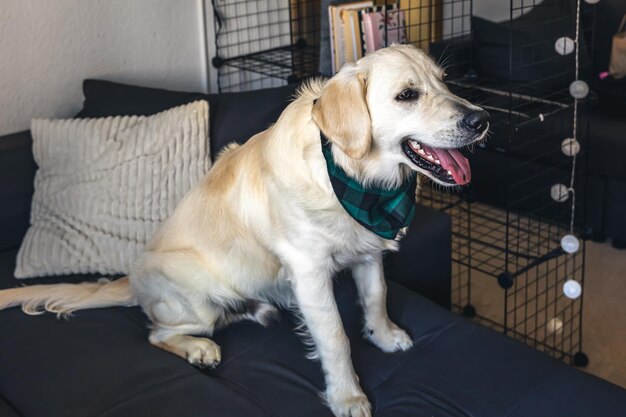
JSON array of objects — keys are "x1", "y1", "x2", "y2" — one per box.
[{"x1": 320, "y1": 134, "x2": 417, "y2": 240}]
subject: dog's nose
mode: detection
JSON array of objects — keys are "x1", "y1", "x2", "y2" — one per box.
[{"x1": 463, "y1": 110, "x2": 490, "y2": 133}]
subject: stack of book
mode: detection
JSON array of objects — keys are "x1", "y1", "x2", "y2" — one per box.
[
  {"x1": 329, "y1": 1, "x2": 407, "y2": 74},
  {"x1": 328, "y1": 1, "x2": 443, "y2": 74}
]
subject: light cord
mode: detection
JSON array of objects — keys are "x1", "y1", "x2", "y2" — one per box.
[{"x1": 568, "y1": 0, "x2": 582, "y2": 234}]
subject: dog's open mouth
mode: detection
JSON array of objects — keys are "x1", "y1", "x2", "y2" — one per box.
[{"x1": 402, "y1": 140, "x2": 471, "y2": 185}]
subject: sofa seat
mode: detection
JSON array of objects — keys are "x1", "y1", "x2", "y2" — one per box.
[{"x1": 1, "y1": 250, "x2": 625, "y2": 417}]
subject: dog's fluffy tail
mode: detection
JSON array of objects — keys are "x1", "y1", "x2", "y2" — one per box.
[{"x1": 0, "y1": 277, "x2": 136, "y2": 317}]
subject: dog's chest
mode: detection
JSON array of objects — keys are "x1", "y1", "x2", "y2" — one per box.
[
  {"x1": 305, "y1": 203, "x2": 397, "y2": 268},
  {"x1": 272, "y1": 166, "x2": 400, "y2": 268}
]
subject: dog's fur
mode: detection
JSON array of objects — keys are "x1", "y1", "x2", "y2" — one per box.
[{"x1": 0, "y1": 45, "x2": 487, "y2": 417}]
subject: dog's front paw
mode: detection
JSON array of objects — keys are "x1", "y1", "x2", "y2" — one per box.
[
  {"x1": 327, "y1": 390, "x2": 371, "y2": 417},
  {"x1": 366, "y1": 322, "x2": 413, "y2": 353},
  {"x1": 186, "y1": 338, "x2": 222, "y2": 368}
]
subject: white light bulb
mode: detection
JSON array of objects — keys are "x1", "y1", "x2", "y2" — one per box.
[
  {"x1": 561, "y1": 234, "x2": 580, "y2": 254},
  {"x1": 551, "y1": 184, "x2": 569, "y2": 202},
  {"x1": 584, "y1": 0, "x2": 600, "y2": 4},
  {"x1": 570, "y1": 80, "x2": 589, "y2": 99},
  {"x1": 563, "y1": 280, "x2": 582, "y2": 299},
  {"x1": 561, "y1": 138, "x2": 581, "y2": 156},
  {"x1": 547, "y1": 318, "x2": 564, "y2": 335},
  {"x1": 555, "y1": 37, "x2": 575, "y2": 55}
]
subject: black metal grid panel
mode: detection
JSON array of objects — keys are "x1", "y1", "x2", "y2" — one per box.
[
  {"x1": 218, "y1": 44, "x2": 319, "y2": 81},
  {"x1": 211, "y1": 0, "x2": 320, "y2": 92},
  {"x1": 386, "y1": 0, "x2": 473, "y2": 80},
  {"x1": 415, "y1": 0, "x2": 592, "y2": 365},
  {"x1": 211, "y1": 0, "x2": 474, "y2": 91},
  {"x1": 446, "y1": 79, "x2": 573, "y2": 129},
  {"x1": 505, "y1": 236, "x2": 585, "y2": 361},
  {"x1": 419, "y1": 185, "x2": 585, "y2": 364}
]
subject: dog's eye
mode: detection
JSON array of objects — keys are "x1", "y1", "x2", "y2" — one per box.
[{"x1": 396, "y1": 89, "x2": 420, "y2": 102}]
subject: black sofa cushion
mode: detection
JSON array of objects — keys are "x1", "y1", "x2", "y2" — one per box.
[
  {"x1": 77, "y1": 79, "x2": 298, "y2": 159},
  {"x1": 588, "y1": 108, "x2": 626, "y2": 182},
  {"x1": 384, "y1": 205, "x2": 451, "y2": 309},
  {"x1": 1, "y1": 248, "x2": 625, "y2": 417},
  {"x1": 0, "y1": 131, "x2": 37, "y2": 253},
  {"x1": 592, "y1": 77, "x2": 626, "y2": 112}
]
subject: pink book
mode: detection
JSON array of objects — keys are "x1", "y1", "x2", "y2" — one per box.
[{"x1": 362, "y1": 7, "x2": 406, "y2": 54}]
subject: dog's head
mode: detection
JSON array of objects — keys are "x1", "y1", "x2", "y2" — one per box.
[{"x1": 312, "y1": 44, "x2": 489, "y2": 187}]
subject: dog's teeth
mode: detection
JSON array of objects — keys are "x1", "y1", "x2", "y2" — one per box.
[
  {"x1": 418, "y1": 149, "x2": 426, "y2": 155},
  {"x1": 447, "y1": 170, "x2": 452, "y2": 175},
  {"x1": 434, "y1": 158, "x2": 441, "y2": 164},
  {"x1": 426, "y1": 155, "x2": 434, "y2": 161}
]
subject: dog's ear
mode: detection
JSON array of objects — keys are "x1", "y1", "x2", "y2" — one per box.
[{"x1": 312, "y1": 70, "x2": 371, "y2": 159}]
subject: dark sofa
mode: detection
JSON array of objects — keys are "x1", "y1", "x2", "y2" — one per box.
[{"x1": 1, "y1": 81, "x2": 625, "y2": 416}]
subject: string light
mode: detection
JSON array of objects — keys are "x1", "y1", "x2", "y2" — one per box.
[
  {"x1": 563, "y1": 280, "x2": 582, "y2": 299},
  {"x1": 558, "y1": 0, "x2": 586, "y2": 300},
  {"x1": 547, "y1": 318, "x2": 564, "y2": 335},
  {"x1": 561, "y1": 234, "x2": 580, "y2": 254},
  {"x1": 561, "y1": 138, "x2": 580, "y2": 156},
  {"x1": 551, "y1": 184, "x2": 570, "y2": 203},
  {"x1": 555, "y1": 37, "x2": 575, "y2": 55},
  {"x1": 569, "y1": 80, "x2": 589, "y2": 99}
]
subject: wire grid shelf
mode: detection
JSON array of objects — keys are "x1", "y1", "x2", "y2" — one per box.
[
  {"x1": 446, "y1": 78, "x2": 573, "y2": 129},
  {"x1": 218, "y1": 44, "x2": 319, "y2": 82},
  {"x1": 211, "y1": 0, "x2": 474, "y2": 92},
  {"x1": 211, "y1": 0, "x2": 321, "y2": 92},
  {"x1": 419, "y1": 185, "x2": 585, "y2": 364}
]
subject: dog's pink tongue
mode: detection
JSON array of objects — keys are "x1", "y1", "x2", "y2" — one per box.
[{"x1": 424, "y1": 146, "x2": 471, "y2": 185}]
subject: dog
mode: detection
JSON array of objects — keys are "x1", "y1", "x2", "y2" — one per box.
[{"x1": 0, "y1": 45, "x2": 488, "y2": 417}]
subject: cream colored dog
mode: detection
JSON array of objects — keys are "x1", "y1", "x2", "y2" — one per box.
[{"x1": 0, "y1": 45, "x2": 488, "y2": 417}]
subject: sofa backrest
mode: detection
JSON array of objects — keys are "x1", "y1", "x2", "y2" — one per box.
[
  {"x1": 0, "y1": 131, "x2": 37, "y2": 252},
  {"x1": 0, "y1": 81, "x2": 300, "y2": 251},
  {"x1": 77, "y1": 79, "x2": 298, "y2": 159}
]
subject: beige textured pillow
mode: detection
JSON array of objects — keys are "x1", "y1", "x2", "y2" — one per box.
[{"x1": 15, "y1": 101, "x2": 210, "y2": 278}]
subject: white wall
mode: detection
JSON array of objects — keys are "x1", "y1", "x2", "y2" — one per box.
[
  {"x1": 0, "y1": 0, "x2": 209, "y2": 136},
  {"x1": 473, "y1": 0, "x2": 542, "y2": 22},
  {"x1": 473, "y1": 0, "x2": 513, "y2": 22},
  {"x1": 443, "y1": 0, "x2": 543, "y2": 40}
]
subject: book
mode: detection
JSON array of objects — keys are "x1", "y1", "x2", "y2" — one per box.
[
  {"x1": 341, "y1": 9, "x2": 366, "y2": 64},
  {"x1": 329, "y1": 1, "x2": 373, "y2": 74},
  {"x1": 361, "y1": 5, "x2": 407, "y2": 54}
]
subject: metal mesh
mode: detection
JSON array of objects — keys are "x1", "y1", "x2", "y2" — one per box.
[
  {"x1": 210, "y1": 0, "x2": 593, "y2": 364},
  {"x1": 211, "y1": 0, "x2": 320, "y2": 92},
  {"x1": 420, "y1": 186, "x2": 585, "y2": 363}
]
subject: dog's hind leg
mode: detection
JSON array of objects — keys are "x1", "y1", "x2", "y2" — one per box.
[
  {"x1": 148, "y1": 297, "x2": 280, "y2": 367},
  {"x1": 132, "y1": 250, "x2": 232, "y2": 368},
  {"x1": 352, "y1": 252, "x2": 413, "y2": 353},
  {"x1": 146, "y1": 295, "x2": 224, "y2": 368},
  {"x1": 151, "y1": 332, "x2": 222, "y2": 369}
]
